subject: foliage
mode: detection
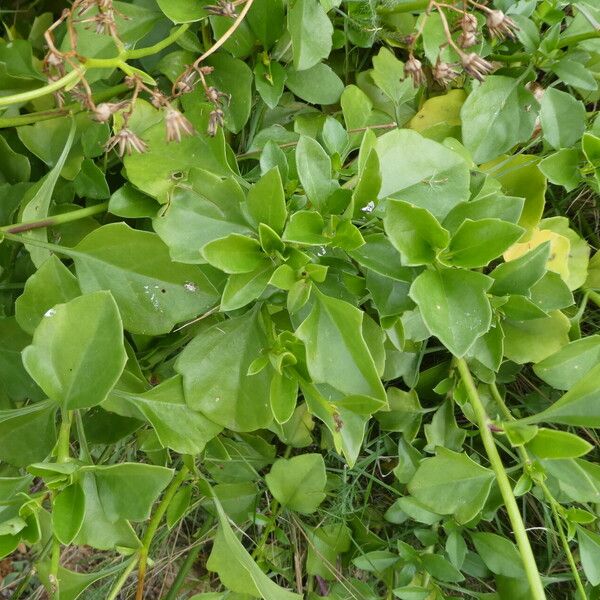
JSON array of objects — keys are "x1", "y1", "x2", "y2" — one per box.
[{"x1": 0, "y1": 0, "x2": 599, "y2": 599}]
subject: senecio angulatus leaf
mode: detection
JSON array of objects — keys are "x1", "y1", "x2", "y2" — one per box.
[{"x1": 0, "y1": 2, "x2": 598, "y2": 599}]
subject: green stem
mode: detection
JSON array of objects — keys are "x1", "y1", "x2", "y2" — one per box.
[
  {"x1": 489, "y1": 384, "x2": 587, "y2": 600},
  {"x1": 105, "y1": 558, "x2": 138, "y2": 600},
  {"x1": 456, "y1": 359, "x2": 546, "y2": 600},
  {"x1": 376, "y1": 0, "x2": 429, "y2": 14},
  {"x1": 0, "y1": 202, "x2": 108, "y2": 235},
  {"x1": 49, "y1": 410, "x2": 73, "y2": 600},
  {"x1": 135, "y1": 466, "x2": 190, "y2": 600},
  {"x1": 163, "y1": 518, "x2": 216, "y2": 600},
  {"x1": 0, "y1": 84, "x2": 129, "y2": 129},
  {"x1": 127, "y1": 24, "x2": 190, "y2": 59},
  {"x1": 0, "y1": 70, "x2": 84, "y2": 108},
  {"x1": 558, "y1": 30, "x2": 600, "y2": 48},
  {"x1": 586, "y1": 289, "x2": 600, "y2": 309}
]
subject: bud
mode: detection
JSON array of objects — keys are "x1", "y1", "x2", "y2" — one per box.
[
  {"x1": 93, "y1": 102, "x2": 121, "y2": 122},
  {"x1": 404, "y1": 54, "x2": 425, "y2": 87},
  {"x1": 486, "y1": 10, "x2": 518, "y2": 40},
  {"x1": 432, "y1": 58, "x2": 459, "y2": 87},
  {"x1": 105, "y1": 128, "x2": 148, "y2": 156},
  {"x1": 460, "y1": 52, "x2": 493, "y2": 81},
  {"x1": 165, "y1": 107, "x2": 196, "y2": 142},
  {"x1": 207, "y1": 108, "x2": 225, "y2": 137}
]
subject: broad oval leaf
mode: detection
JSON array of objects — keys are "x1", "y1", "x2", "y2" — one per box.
[{"x1": 22, "y1": 291, "x2": 127, "y2": 410}]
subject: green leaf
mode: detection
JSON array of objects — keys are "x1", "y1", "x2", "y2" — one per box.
[
  {"x1": 122, "y1": 101, "x2": 232, "y2": 202},
  {"x1": 153, "y1": 178, "x2": 251, "y2": 263},
  {"x1": 409, "y1": 268, "x2": 493, "y2": 357},
  {"x1": 0, "y1": 134, "x2": 30, "y2": 183},
  {"x1": 156, "y1": 0, "x2": 207, "y2": 22},
  {"x1": 21, "y1": 118, "x2": 75, "y2": 267},
  {"x1": 461, "y1": 77, "x2": 537, "y2": 163},
  {"x1": 502, "y1": 311, "x2": 570, "y2": 364},
  {"x1": 53, "y1": 482, "x2": 85, "y2": 544},
  {"x1": 246, "y1": 168, "x2": 287, "y2": 233},
  {"x1": 471, "y1": 532, "x2": 524, "y2": 578},
  {"x1": 533, "y1": 336, "x2": 600, "y2": 391},
  {"x1": 408, "y1": 447, "x2": 494, "y2": 523},
  {"x1": 265, "y1": 454, "x2": 326, "y2": 514},
  {"x1": 375, "y1": 129, "x2": 470, "y2": 220},
  {"x1": 207, "y1": 493, "x2": 302, "y2": 599},
  {"x1": 578, "y1": 526, "x2": 600, "y2": 586},
  {"x1": 15, "y1": 255, "x2": 81, "y2": 335},
  {"x1": 285, "y1": 63, "x2": 344, "y2": 105},
  {"x1": 282, "y1": 211, "x2": 325, "y2": 246},
  {"x1": 270, "y1": 371, "x2": 299, "y2": 424},
  {"x1": 539, "y1": 148, "x2": 582, "y2": 192},
  {"x1": 483, "y1": 154, "x2": 547, "y2": 230},
  {"x1": 489, "y1": 242, "x2": 550, "y2": 297},
  {"x1": 221, "y1": 263, "x2": 275, "y2": 311},
  {"x1": 421, "y1": 553, "x2": 464, "y2": 583},
  {"x1": 176, "y1": 309, "x2": 274, "y2": 431},
  {"x1": 526, "y1": 428, "x2": 592, "y2": 459},
  {"x1": 254, "y1": 61, "x2": 286, "y2": 109},
  {"x1": 295, "y1": 289, "x2": 385, "y2": 400},
  {"x1": 205, "y1": 53, "x2": 253, "y2": 133},
  {"x1": 295, "y1": 136, "x2": 338, "y2": 208},
  {"x1": 247, "y1": 0, "x2": 284, "y2": 48},
  {"x1": 552, "y1": 59, "x2": 597, "y2": 92},
  {"x1": 202, "y1": 234, "x2": 268, "y2": 274},
  {"x1": 110, "y1": 376, "x2": 222, "y2": 455},
  {"x1": 22, "y1": 291, "x2": 127, "y2": 410},
  {"x1": 383, "y1": 200, "x2": 449, "y2": 266},
  {"x1": 539, "y1": 87, "x2": 586, "y2": 150},
  {"x1": 524, "y1": 363, "x2": 600, "y2": 427},
  {"x1": 288, "y1": 0, "x2": 332, "y2": 71},
  {"x1": 0, "y1": 400, "x2": 57, "y2": 467},
  {"x1": 80, "y1": 463, "x2": 173, "y2": 522},
  {"x1": 68, "y1": 223, "x2": 219, "y2": 335},
  {"x1": 442, "y1": 219, "x2": 524, "y2": 269}
]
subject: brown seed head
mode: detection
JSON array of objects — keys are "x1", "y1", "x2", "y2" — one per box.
[
  {"x1": 486, "y1": 10, "x2": 518, "y2": 40},
  {"x1": 105, "y1": 128, "x2": 148, "y2": 156},
  {"x1": 461, "y1": 52, "x2": 493, "y2": 81},
  {"x1": 165, "y1": 108, "x2": 196, "y2": 142},
  {"x1": 404, "y1": 54, "x2": 425, "y2": 87}
]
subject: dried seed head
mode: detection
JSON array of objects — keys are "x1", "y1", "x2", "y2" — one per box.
[
  {"x1": 174, "y1": 69, "x2": 199, "y2": 95},
  {"x1": 93, "y1": 101, "x2": 126, "y2": 122},
  {"x1": 149, "y1": 89, "x2": 169, "y2": 109},
  {"x1": 461, "y1": 52, "x2": 493, "y2": 81},
  {"x1": 432, "y1": 58, "x2": 459, "y2": 87},
  {"x1": 105, "y1": 128, "x2": 148, "y2": 156},
  {"x1": 45, "y1": 50, "x2": 64, "y2": 68},
  {"x1": 205, "y1": 0, "x2": 237, "y2": 18},
  {"x1": 404, "y1": 55, "x2": 425, "y2": 87},
  {"x1": 486, "y1": 9, "x2": 518, "y2": 40},
  {"x1": 460, "y1": 13, "x2": 478, "y2": 34},
  {"x1": 165, "y1": 107, "x2": 196, "y2": 142},
  {"x1": 207, "y1": 108, "x2": 225, "y2": 137},
  {"x1": 458, "y1": 30, "x2": 478, "y2": 48},
  {"x1": 527, "y1": 81, "x2": 545, "y2": 103}
]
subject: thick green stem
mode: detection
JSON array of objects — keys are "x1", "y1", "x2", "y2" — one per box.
[
  {"x1": 587, "y1": 289, "x2": 600, "y2": 309},
  {"x1": 0, "y1": 70, "x2": 84, "y2": 108},
  {"x1": 456, "y1": 359, "x2": 546, "y2": 600},
  {"x1": 377, "y1": 0, "x2": 429, "y2": 14},
  {"x1": 49, "y1": 410, "x2": 73, "y2": 600},
  {"x1": 135, "y1": 466, "x2": 190, "y2": 600},
  {"x1": 489, "y1": 384, "x2": 587, "y2": 600},
  {"x1": 0, "y1": 202, "x2": 108, "y2": 234}
]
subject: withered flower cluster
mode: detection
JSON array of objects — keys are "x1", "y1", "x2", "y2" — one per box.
[
  {"x1": 40, "y1": 0, "x2": 232, "y2": 157},
  {"x1": 403, "y1": 2, "x2": 518, "y2": 88}
]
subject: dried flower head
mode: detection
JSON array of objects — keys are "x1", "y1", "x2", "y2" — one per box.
[
  {"x1": 461, "y1": 52, "x2": 493, "y2": 81},
  {"x1": 205, "y1": 0, "x2": 237, "y2": 18},
  {"x1": 173, "y1": 68, "x2": 200, "y2": 96},
  {"x1": 92, "y1": 101, "x2": 127, "y2": 122},
  {"x1": 45, "y1": 49, "x2": 64, "y2": 69},
  {"x1": 404, "y1": 54, "x2": 425, "y2": 87},
  {"x1": 149, "y1": 89, "x2": 169, "y2": 109},
  {"x1": 105, "y1": 128, "x2": 148, "y2": 156},
  {"x1": 458, "y1": 30, "x2": 478, "y2": 48},
  {"x1": 486, "y1": 10, "x2": 518, "y2": 40},
  {"x1": 165, "y1": 107, "x2": 196, "y2": 142},
  {"x1": 207, "y1": 108, "x2": 225, "y2": 137},
  {"x1": 460, "y1": 13, "x2": 478, "y2": 34},
  {"x1": 432, "y1": 58, "x2": 459, "y2": 87},
  {"x1": 205, "y1": 86, "x2": 230, "y2": 106}
]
